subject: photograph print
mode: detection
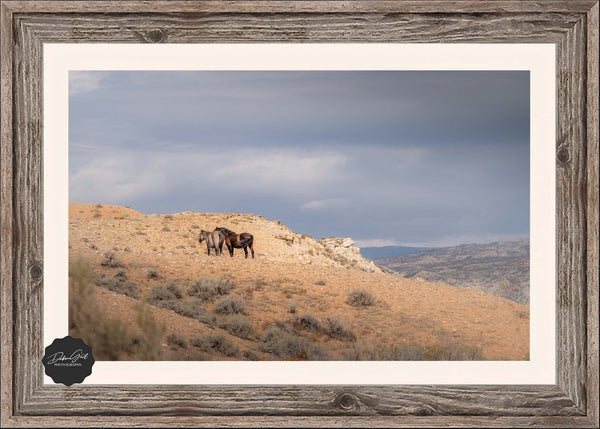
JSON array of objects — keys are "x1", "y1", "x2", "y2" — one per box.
[{"x1": 68, "y1": 70, "x2": 530, "y2": 361}]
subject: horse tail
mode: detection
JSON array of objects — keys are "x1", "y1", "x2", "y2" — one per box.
[{"x1": 237, "y1": 235, "x2": 253, "y2": 247}]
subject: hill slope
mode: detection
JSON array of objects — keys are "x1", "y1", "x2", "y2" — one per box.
[
  {"x1": 376, "y1": 240, "x2": 530, "y2": 305},
  {"x1": 68, "y1": 202, "x2": 530, "y2": 361}
]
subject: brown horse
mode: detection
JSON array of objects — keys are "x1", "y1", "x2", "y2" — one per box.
[
  {"x1": 215, "y1": 227, "x2": 255, "y2": 259},
  {"x1": 198, "y1": 229, "x2": 225, "y2": 256}
]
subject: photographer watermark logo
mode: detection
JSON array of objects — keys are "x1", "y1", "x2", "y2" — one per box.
[{"x1": 42, "y1": 336, "x2": 95, "y2": 386}]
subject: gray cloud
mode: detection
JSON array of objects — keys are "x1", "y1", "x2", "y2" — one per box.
[{"x1": 70, "y1": 71, "x2": 529, "y2": 247}]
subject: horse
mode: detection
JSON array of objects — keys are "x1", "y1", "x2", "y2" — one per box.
[
  {"x1": 198, "y1": 229, "x2": 225, "y2": 256},
  {"x1": 215, "y1": 227, "x2": 255, "y2": 259}
]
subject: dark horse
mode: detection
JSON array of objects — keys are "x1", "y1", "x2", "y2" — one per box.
[{"x1": 214, "y1": 227, "x2": 255, "y2": 259}]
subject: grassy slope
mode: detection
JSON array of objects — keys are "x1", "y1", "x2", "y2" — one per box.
[{"x1": 69, "y1": 202, "x2": 530, "y2": 361}]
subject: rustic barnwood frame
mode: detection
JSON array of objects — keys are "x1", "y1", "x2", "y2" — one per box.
[{"x1": 0, "y1": 0, "x2": 598, "y2": 427}]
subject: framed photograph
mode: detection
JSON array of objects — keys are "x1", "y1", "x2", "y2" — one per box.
[{"x1": 1, "y1": 1, "x2": 598, "y2": 427}]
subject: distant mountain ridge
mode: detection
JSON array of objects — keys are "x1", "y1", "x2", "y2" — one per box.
[
  {"x1": 376, "y1": 239, "x2": 529, "y2": 305},
  {"x1": 360, "y1": 245, "x2": 433, "y2": 260}
]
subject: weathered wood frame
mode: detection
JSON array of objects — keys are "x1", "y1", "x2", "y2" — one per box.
[{"x1": 0, "y1": 0, "x2": 598, "y2": 427}]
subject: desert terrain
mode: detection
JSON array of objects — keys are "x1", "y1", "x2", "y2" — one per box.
[
  {"x1": 68, "y1": 202, "x2": 530, "y2": 361},
  {"x1": 376, "y1": 240, "x2": 530, "y2": 305}
]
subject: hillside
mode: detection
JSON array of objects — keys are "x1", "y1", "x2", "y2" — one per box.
[
  {"x1": 68, "y1": 202, "x2": 530, "y2": 361},
  {"x1": 375, "y1": 240, "x2": 530, "y2": 305}
]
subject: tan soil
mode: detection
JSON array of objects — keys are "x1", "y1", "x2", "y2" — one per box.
[{"x1": 69, "y1": 202, "x2": 530, "y2": 361}]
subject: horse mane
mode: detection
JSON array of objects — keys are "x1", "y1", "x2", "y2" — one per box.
[{"x1": 215, "y1": 226, "x2": 236, "y2": 237}]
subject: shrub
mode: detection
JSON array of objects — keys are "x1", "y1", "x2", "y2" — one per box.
[
  {"x1": 191, "y1": 334, "x2": 239, "y2": 357},
  {"x1": 242, "y1": 350, "x2": 259, "y2": 361},
  {"x1": 323, "y1": 317, "x2": 355, "y2": 342},
  {"x1": 260, "y1": 326, "x2": 328, "y2": 360},
  {"x1": 282, "y1": 285, "x2": 307, "y2": 298},
  {"x1": 347, "y1": 289, "x2": 374, "y2": 307},
  {"x1": 89, "y1": 243, "x2": 98, "y2": 250},
  {"x1": 187, "y1": 277, "x2": 235, "y2": 301},
  {"x1": 213, "y1": 295, "x2": 246, "y2": 315},
  {"x1": 218, "y1": 315, "x2": 254, "y2": 339},
  {"x1": 164, "y1": 349, "x2": 189, "y2": 361},
  {"x1": 96, "y1": 276, "x2": 120, "y2": 290},
  {"x1": 345, "y1": 339, "x2": 483, "y2": 361},
  {"x1": 345, "y1": 342, "x2": 425, "y2": 360},
  {"x1": 314, "y1": 278, "x2": 326, "y2": 286},
  {"x1": 96, "y1": 276, "x2": 140, "y2": 299},
  {"x1": 287, "y1": 300, "x2": 299, "y2": 314},
  {"x1": 161, "y1": 299, "x2": 216, "y2": 327},
  {"x1": 69, "y1": 259, "x2": 162, "y2": 360},
  {"x1": 100, "y1": 251, "x2": 123, "y2": 268},
  {"x1": 253, "y1": 278, "x2": 267, "y2": 291},
  {"x1": 422, "y1": 342, "x2": 483, "y2": 361},
  {"x1": 121, "y1": 281, "x2": 141, "y2": 299},
  {"x1": 133, "y1": 301, "x2": 165, "y2": 360},
  {"x1": 165, "y1": 282, "x2": 183, "y2": 299},
  {"x1": 166, "y1": 333, "x2": 187, "y2": 349},
  {"x1": 188, "y1": 350, "x2": 210, "y2": 361},
  {"x1": 70, "y1": 260, "x2": 135, "y2": 360},
  {"x1": 146, "y1": 268, "x2": 160, "y2": 279},
  {"x1": 260, "y1": 326, "x2": 304, "y2": 359},
  {"x1": 147, "y1": 285, "x2": 179, "y2": 305},
  {"x1": 292, "y1": 314, "x2": 322, "y2": 332},
  {"x1": 190, "y1": 224, "x2": 200, "y2": 229},
  {"x1": 115, "y1": 269, "x2": 127, "y2": 280}
]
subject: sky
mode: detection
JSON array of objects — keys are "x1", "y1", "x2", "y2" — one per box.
[{"x1": 69, "y1": 71, "x2": 530, "y2": 247}]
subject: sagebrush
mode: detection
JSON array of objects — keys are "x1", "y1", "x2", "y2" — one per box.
[
  {"x1": 347, "y1": 289, "x2": 374, "y2": 307},
  {"x1": 187, "y1": 277, "x2": 235, "y2": 301}
]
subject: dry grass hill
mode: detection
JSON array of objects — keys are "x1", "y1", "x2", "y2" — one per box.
[{"x1": 68, "y1": 202, "x2": 530, "y2": 361}]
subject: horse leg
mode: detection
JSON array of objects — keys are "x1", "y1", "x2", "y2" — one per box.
[
  {"x1": 250, "y1": 242, "x2": 255, "y2": 259},
  {"x1": 206, "y1": 242, "x2": 211, "y2": 256},
  {"x1": 243, "y1": 246, "x2": 248, "y2": 259},
  {"x1": 226, "y1": 239, "x2": 234, "y2": 257}
]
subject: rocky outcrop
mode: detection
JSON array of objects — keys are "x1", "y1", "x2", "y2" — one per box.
[{"x1": 318, "y1": 237, "x2": 381, "y2": 273}]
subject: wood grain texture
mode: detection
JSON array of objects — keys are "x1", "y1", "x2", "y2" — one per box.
[
  {"x1": 10, "y1": 9, "x2": 44, "y2": 415},
  {"x1": 0, "y1": 1, "x2": 15, "y2": 426},
  {"x1": 1, "y1": 0, "x2": 598, "y2": 14},
  {"x1": 0, "y1": 1, "x2": 598, "y2": 427},
  {"x1": 18, "y1": 12, "x2": 582, "y2": 43},
  {"x1": 556, "y1": 15, "x2": 588, "y2": 414},
  {"x1": 586, "y1": 3, "x2": 600, "y2": 427},
  {"x1": 2, "y1": 415, "x2": 600, "y2": 428},
  {"x1": 16, "y1": 385, "x2": 585, "y2": 416}
]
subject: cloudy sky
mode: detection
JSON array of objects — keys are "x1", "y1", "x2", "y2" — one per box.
[{"x1": 69, "y1": 71, "x2": 529, "y2": 247}]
